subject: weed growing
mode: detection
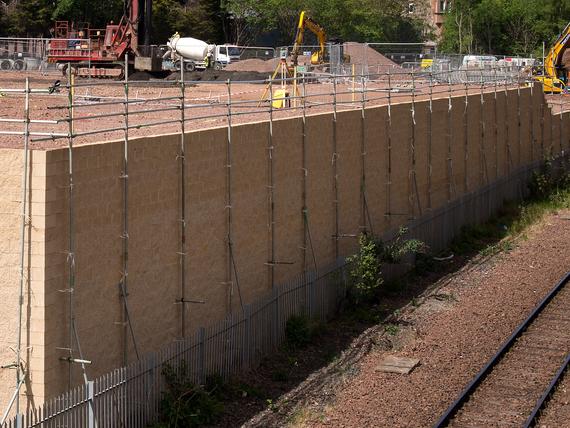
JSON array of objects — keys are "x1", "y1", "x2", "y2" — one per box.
[{"x1": 347, "y1": 228, "x2": 427, "y2": 304}]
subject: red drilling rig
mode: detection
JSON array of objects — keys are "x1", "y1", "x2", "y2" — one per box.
[{"x1": 47, "y1": 0, "x2": 162, "y2": 78}]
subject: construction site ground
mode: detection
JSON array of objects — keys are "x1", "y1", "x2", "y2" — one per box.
[
  {"x1": 1, "y1": 70, "x2": 560, "y2": 150},
  {"x1": 236, "y1": 207, "x2": 570, "y2": 427}
]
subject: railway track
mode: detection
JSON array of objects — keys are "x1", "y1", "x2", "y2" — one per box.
[{"x1": 434, "y1": 272, "x2": 570, "y2": 428}]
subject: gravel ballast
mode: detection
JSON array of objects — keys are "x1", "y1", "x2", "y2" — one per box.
[
  {"x1": 246, "y1": 211, "x2": 570, "y2": 427},
  {"x1": 315, "y1": 212, "x2": 570, "y2": 427}
]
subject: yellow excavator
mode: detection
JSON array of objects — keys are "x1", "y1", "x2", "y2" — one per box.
[
  {"x1": 290, "y1": 11, "x2": 327, "y2": 66},
  {"x1": 534, "y1": 22, "x2": 570, "y2": 93}
]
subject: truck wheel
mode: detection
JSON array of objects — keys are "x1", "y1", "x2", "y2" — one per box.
[
  {"x1": 13, "y1": 60, "x2": 24, "y2": 71},
  {"x1": 184, "y1": 62, "x2": 195, "y2": 72},
  {"x1": 214, "y1": 62, "x2": 222, "y2": 71},
  {"x1": 0, "y1": 59, "x2": 12, "y2": 71}
]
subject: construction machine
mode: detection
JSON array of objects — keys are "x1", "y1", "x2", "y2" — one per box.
[
  {"x1": 290, "y1": 11, "x2": 327, "y2": 67},
  {"x1": 164, "y1": 33, "x2": 240, "y2": 71},
  {"x1": 534, "y1": 22, "x2": 570, "y2": 93},
  {"x1": 47, "y1": 0, "x2": 162, "y2": 78},
  {"x1": 289, "y1": 11, "x2": 349, "y2": 69}
]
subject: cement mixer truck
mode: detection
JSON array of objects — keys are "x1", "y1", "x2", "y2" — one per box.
[{"x1": 164, "y1": 33, "x2": 240, "y2": 72}]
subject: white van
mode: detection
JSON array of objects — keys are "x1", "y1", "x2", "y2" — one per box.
[{"x1": 462, "y1": 55, "x2": 497, "y2": 69}]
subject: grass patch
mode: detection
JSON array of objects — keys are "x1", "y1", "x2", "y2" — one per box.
[
  {"x1": 449, "y1": 165, "x2": 570, "y2": 258},
  {"x1": 384, "y1": 323, "x2": 400, "y2": 336}
]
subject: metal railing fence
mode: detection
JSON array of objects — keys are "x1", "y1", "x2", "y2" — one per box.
[
  {"x1": 0, "y1": 64, "x2": 543, "y2": 148},
  {"x1": 1, "y1": 263, "x2": 349, "y2": 428}
]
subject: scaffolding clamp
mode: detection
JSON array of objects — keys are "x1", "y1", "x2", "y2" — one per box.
[
  {"x1": 265, "y1": 260, "x2": 295, "y2": 266},
  {"x1": 175, "y1": 298, "x2": 205, "y2": 305},
  {"x1": 59, "y1": 357, "x2": 92, "y2": 365}
]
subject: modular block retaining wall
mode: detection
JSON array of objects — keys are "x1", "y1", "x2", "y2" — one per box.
[{"x1": 0, "y1": 85, "x2": 568, "y2": 412}]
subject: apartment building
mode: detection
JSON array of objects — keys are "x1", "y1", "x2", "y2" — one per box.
[{"x1": 409, "y1": 0, "x2": 451, "y2": 39}]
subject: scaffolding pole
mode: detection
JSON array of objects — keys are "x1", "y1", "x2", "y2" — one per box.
[
  {"x1": 359, "y1": 74, "x2": 372, "y2": 235},
  {"x1": 15, "y1": 77, "x2": 30, "y2": 416},
  {"x1": 560, "y1": 79, "x2": 564, "y2": 154},
  {"x1": 494, "y1": 68, "x2": 499, "y2": 178},
  {"x1": 267, "y1": 79, "x2": 276, "y2": 289},
  {"x1": 517, "y1": 73, "x2": 522, "y2": 166},
  {"x1": 463, "y1": 81, "x2": 469, "y2": 193},
  {"x1": 409, "y1": 72, "x2": 418, "y2": 218},
  {"x1": 480, "y1": 71, "x2": 489, "y2": 185},
  {"x1": 505, "y1": 79, "x2": 512, "y2": 173},
  {"x1": 67, "y1": 64, "x2": 76, "y2": 389},
  {"x1": 447, "y1": 74, "x2": 454, "y2": 201},
  {"x1": 178, "y1": 62, "x2": 188, "y2": 337},
  {"x1": 530, "y1": 81, "x2": 535, "y2": 162},
  {"x1": 301, "y1": 76, "x2": 308, "y2": 273},
  {"x1": 300, "y1": 76, "x2": 317, "y2": 275},
  {"x1": 332, "y1": 76, "x2": 339, "y2": 260},
  {"x1": 119, "y1": 55, "x2": 139, "y2": 364},
  {"x1": 226, "y1": 79, "x2": 234, "y2": 310},
  {"x1": 64, "y1": 64, "x2": 89, "y2": 388},
  {"x1": 427, "y1": 73, "x2": 433, "y2": 210},
  {"x1": 386, "y1": 70, "x2": 393, "y2": 217}
]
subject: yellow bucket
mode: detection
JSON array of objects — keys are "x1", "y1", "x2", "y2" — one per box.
[{"x1": 272, "y1": 89, "x2": 290, "y2": 109}]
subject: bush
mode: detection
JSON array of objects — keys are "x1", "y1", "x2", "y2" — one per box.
[
  {"x1": 528, "y1": 157, "x2": 570, "y2": 200},
  {"x1": 380, "y1": 227, "x2": 426, "y2": 264},
  {"x1": 152, "y1": 362, "x2": 223, "y2": 428},
  {"x1": 347, "y1": 229, "x2": 426, "y2": 304},
  {"x1": 285, "y1": 315, "x2": 311, "y2": 348},
  {"x1": 347, "y1": 233, "x2": 383, "y2": 304}
]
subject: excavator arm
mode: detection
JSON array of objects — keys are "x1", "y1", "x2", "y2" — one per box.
[
  {"x1": 535, "y1": 22, "x2": 570, "y2": 93},
  {"x1": 291, "y1": 11, "x2": 327, "y2": 66},
  {"x1": 544, "y1": 22, "x2": 570, "y2": 80}
]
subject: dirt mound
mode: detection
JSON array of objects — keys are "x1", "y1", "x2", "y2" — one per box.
[
  {"x1": 225, "y1": 58, "x2": 284, "y2": 73},
  {"x1": 128, "y1": 71, "x2": 153, "y2": 81},
  {"x1": 166, "y1": 69, "x2": 267, "y2": 82},
  {"x1": 344, "y1": 42, "x2": 402, "y2": 70}
]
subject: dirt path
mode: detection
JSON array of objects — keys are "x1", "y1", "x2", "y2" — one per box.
[{"x1": 245, "y1": 210, "x2": 570, "y2": 427}]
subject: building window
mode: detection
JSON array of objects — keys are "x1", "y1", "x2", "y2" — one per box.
[{"x1": 439, "y1": 0, "x2": 450, "y2": 12}]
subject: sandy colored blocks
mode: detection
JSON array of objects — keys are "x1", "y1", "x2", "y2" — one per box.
[{"x1": 0, "y1": 83, "x2": 564, "y2": 413}]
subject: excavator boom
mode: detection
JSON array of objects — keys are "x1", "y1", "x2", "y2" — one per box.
[
  {"x1": 291, "y1": 11, "x2": 327, "y2": 66},
  {"x1": 535, "y1": 22, "x2": 570, "y2": 93},
  {"x1": 544, "y1": 22, "x2": 570, "y2": 79}
]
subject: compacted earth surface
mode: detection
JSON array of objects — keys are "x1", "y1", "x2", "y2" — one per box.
[
  {"x1": 0, "y1": 70, "x2": 525, "y2": 150},
  {"x1": 240, "y1": 209, "x2": 570, "y2": 427}
]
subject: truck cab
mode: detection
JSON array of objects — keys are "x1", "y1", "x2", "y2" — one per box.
[{"x1": 207, "y1": 44, "x2": 240, "y2": 69}]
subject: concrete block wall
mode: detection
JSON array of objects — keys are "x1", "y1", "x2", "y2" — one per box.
[{"x1": 1, "y1": 85, "x2": 568, "y2": 410}]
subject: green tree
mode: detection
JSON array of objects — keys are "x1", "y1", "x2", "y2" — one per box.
[
  {"x1": 221, "y1": 0, "x2": 262, "y2": 44},
  {"x1": 441, "y1": 0, "x2": 570, "y2": 56},
  {"x1": 52, "y1": 0, "x2": 123, "y2": 29},
  {"x1": 151, "y1": 0, "x2": 223, "y2": 44},
  {"x1": 1, "y1": 0, "x2": 54, "y2": 36},
  {"x1": 473, "y1": 0, "x2": 504, "y2": 53},
  {"x1": 222, "y1": 0, "x2": 425, "y2": 46}
]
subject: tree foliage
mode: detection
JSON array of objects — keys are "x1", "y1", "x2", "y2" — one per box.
[
  {"x1": 221, "y1": 0, "x2": 426, "y2": 45},
  {"x1": 440, "y1": 0, "x2": 570, "y2": 56},
  {"x1": 1, "y1": 0, "x2": 568, "y2": 55},
  {"x1": 0, "y1": 0, "x2": 223, "y2": 41},
  {"x1": 150, "y1": 0, "x2": 223, "y2": 44}
]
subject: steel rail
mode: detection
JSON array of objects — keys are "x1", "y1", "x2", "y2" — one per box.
[
  {"x1": 523, "y1": 353, "x2": 570, "y2": 428},
  {"x1": 433, "y1": 271, "x2": 570, "y2": 427}
]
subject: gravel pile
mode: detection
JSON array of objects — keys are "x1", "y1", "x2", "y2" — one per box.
[
  {"x1": 344, "y1": 42, "x2": 402, "y2": 70},
  {"x1": 245, "y1": 211, "x2": 570, "y2": 427},
  {"x1": 225, "y1": 58, "x2": 281, "y2": 73},
  {"x1": 166, "y1": 69, "x2": 267, "y2": 82}
]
